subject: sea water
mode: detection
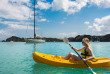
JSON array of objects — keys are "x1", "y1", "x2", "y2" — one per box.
[{"x1": 0, "y1": 42, "x2": 110, "y2": 74}]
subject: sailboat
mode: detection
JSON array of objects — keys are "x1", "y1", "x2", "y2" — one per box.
[{"x1": 25, "y1": 0, "x2": 45, "y2": 43}]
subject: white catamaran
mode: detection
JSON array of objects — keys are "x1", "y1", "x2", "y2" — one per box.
[{"x1": 25, "y1": 0, "x2": 45, "y2": 43}]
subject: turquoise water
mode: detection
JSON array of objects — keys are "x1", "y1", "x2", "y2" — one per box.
[{"x1": 0, "y1": 42, "x2": 110, "y2": 74}]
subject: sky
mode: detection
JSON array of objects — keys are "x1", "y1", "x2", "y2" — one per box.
[{"x1": 0, "y1": 0, "x2": 110, "y2": 40}]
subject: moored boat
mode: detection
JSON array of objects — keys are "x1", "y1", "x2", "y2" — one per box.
[
  {"x1": 25, "y1": 0, "x2": 45, "y2": 43},
  {"x1": 25, "y1": 38, "x2": 45, "y2": 43}
]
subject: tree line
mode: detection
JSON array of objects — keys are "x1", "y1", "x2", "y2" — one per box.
[{"x1": 2, "y1": 34, "x2": 110, "y2": 42}]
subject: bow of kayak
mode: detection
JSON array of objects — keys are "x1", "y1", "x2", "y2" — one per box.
[{"x1": 33, "y1": 52, "x2": 110, "y2": 68}]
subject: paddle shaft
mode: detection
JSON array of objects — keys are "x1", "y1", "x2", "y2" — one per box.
[{"x1": 68, "y1": 44, "x2": 90, "y2": 68}]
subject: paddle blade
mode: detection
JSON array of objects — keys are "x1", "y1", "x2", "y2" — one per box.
[
  {"x1": 88, "y1": 67, "x2": 96, "y2": 74},
  {"x1": 63, "y1": 37, "x2": 69, "y2": 44}
]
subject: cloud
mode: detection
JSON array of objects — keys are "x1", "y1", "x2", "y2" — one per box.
[
  {"x1": 89, "y1": 0, "x2": 110, "y2": 8},
  {"x1": 36, "y1": 1, "x2": 51, "y2": 10},
  {"x1": 7, "y1": 24, "x2": 38, "y2": 30},
  {"x1": 0, "y1": 29, "x2": 13, "y2": 36},
  {"x1": 1, "y1": 0, "x2": 109, "y2": 21},
  {"x1": 0, "y1": 0, "x2": 33, "y2": 20},
  {"x1": 88, "y1": 15, "x2": 110, "y2": 34},
  {"x1": 0, "y1": 21, "x2": 39, "y2": 30},
  {"x1": 88, "y1": 23, "x2": 104, "y2": 32},
  {"x1": 37, "y1": 18, "x2": 50, "y2": 22},
  {"x1": 36, "y1": 0, "x2": 110, "y2": 15},
  {"x1": 52, "y1": 0, "x2": 110, "y2": 14},
  {"x1": 36, "y1": 0, "x2": 88, "y2": 14},
  {"x1": 39, "y1": 19, "x2": 47, "y2": 22},
  {"x1": 10, "y1": 0, "x2": 30, "y2": 4},
  {"x1": 37, "y1": 0, "x2": 46, "y2": 1},
  {"x1": 60, "y1": 21, "x2": 65, "y2": 24},
  {"x1": 0, "y1": 20, "x2": 40, "y2": 40},
  {"x1": 84, "y1": 21, "x2": 90, "y2": 25},
  {"x1": 0, "y1": 21, "x2": 31, "y2": 25},
  {"x1": 52, "y1": 0, "x2": 88, "y2": 14},
  {"x1": 0, "y1": 29, "x2": 14, "y2": 40},
  {"x1": 59, "y1": 33, "x2": 67, "y2": 36},
  {"x1": 1, "y1": 0, "x2": 108, "y2": 20},
  {"x1": 59, "y1": 32, "x2": 77, "y2": 37}
]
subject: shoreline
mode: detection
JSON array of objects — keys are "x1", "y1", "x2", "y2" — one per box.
[{"x1": 1, "y1": 34, "x2": 110, "y2": 42}]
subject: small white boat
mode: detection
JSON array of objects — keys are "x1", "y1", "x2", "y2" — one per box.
[
  {"x1": 10, "y1": 41, "x2": 14, "y2": 42},
  {"x1": 25, "y1": 38, "x2": 45, "y2": 43}
]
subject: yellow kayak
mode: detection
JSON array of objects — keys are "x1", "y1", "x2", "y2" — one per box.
[{"x1": 33, "y1": 52, "x2": 110, "y2": 68}]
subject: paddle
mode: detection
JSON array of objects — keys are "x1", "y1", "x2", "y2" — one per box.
[{"x1": 63, "y1": 37, "x2": 96, "y2": 74}]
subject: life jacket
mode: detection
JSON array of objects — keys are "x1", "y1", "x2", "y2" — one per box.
[{"x1": 81, "y1": 47, "x2": 91, "y2": 59}]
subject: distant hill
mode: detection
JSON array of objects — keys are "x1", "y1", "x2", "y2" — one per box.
[
  {"x1": 2, "y1": 34, "x2": 110, "y2": 42},
  {"x1": 68, "y1": 34, "x2": 110, "y2": 42},
  {"x1": 2, "y1": 36, "x2": 63, "y2": 42},
  {"x1": 2, "y1": 36, "x2": 25, "y2": 42}
]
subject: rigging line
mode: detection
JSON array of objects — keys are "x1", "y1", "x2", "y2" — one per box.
[{"x1": 26, "y1": 8, "x2": 31, "y2": 38}]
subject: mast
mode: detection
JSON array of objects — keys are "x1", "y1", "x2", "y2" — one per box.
[{"x1": 34, "y1": 0, "x2": 36, "y2": 38}]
